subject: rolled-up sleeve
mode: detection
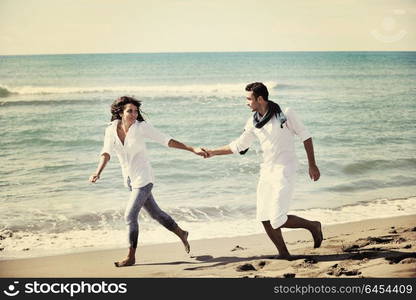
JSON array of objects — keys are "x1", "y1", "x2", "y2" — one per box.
[
  {"x1": 229, "y1": 120, "x2": 256, "y2": 154},
  {"x1": 142, "y1": 121, "x2": 172, "y2": 147},
  {"x1": 286, "y1": 108, "x2": 311, "y2": 142},
  {"x1": 100, "y1": 126, "x2": 114, "y2": 156}
]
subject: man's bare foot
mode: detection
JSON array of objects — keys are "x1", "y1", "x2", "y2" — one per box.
[
  {"x1": 181, "y1": 231, "x2": 190, "y2": 253},
  {"x1": 114, "y1": 258, "x2": 135, "y2": 267},
  {"x1": 312, "y1": 221, "x2": 323, "y2": 248}
]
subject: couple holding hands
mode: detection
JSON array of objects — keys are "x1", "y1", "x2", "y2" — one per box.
[{"x1": 89, "y1": 82, "x2": 322, "y2": 267}]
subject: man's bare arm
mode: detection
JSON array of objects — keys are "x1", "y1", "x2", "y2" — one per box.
[{"x1": 303, "y1": 138, "x2": 320, "y2": 181}]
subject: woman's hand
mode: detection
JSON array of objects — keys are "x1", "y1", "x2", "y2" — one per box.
[
  {"x1": 89, "y1": 174, "x2": 100, "y2": 183},
  {"x1": 168, "y1": 139, "x2": 208, "y2": 158}
]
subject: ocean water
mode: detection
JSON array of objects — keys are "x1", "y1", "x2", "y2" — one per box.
[{"x1": 0, "y1": 52, "x2": 415, "y2": 259}]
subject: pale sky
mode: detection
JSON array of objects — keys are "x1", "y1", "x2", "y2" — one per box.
[{"x1": 0, "y1": 0, "x2": 415, "y2": 55}]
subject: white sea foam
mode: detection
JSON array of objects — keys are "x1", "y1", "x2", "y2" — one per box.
[
  {"x1": 0, "y1": 81, "x2": 279, "y2": 98},
  {"x1": 1, "y1": 196, "x2": 415, "y2": 260}
]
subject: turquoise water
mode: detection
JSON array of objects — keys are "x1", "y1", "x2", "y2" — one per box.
[{"x1": 0, "y1": 52, "x2": 415, "y2": 258}]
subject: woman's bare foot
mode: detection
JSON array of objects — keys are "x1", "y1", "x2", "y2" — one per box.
[
  {"x1": 311, "y1": 221, "x2": 323, "y2": 248},
  {"x1": 173, "y1": 226, "x2": 190, "y2": 253},
  {"x1": 181, "y1": 231, "x2": 190, "y2": 253},
  {"x1": 114, "y1": 257, "x2": 135, "y2": 267}
]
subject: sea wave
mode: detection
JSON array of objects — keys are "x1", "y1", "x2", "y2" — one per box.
[
  {"x1": 0, "y1": 81, "x2": 278, "y2": 98},
  {"x1": 0, "y1": 99, "x2": 99, "y2": 107},
  {"x1": 0, "y1": 86, "x2": 16, "y2": 98},
  {"x1": 9, "y1": 137, "x2": 103, "y2": 148},
  {"x1": 326, "y1": 177, "x2": 416, "y2": 192},
  {"x1": 342, "y1": 158, "x2": 416, "y2": 175},
  {"x1": 1, "y1": 196, "x2": 415, "y2": 236},
  {"x1": 271, "y1": 83, "x2": 300, "y2": 90},
  {"x1": 0, "y1": 205, "x2": 251, "y2": 234}
]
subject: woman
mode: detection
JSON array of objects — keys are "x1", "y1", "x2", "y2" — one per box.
[{"x1": 89, "y1": 96, "x2": 207, "y2": 267}]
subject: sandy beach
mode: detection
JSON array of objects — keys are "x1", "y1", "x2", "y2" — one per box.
[{"x1": 0, "y1": 214, "x2": 415, "y2": 278}]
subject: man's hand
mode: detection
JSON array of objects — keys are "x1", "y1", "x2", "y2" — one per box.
[
  {"x1": 308, "y1": 164, "x2": 320, "y2": 181},
  {"x1": 193, "y1": 147, "x2": 209, "y2": 158},
  {"x1": 89, "y1": 174, "x2": 100, "y2": 183}
]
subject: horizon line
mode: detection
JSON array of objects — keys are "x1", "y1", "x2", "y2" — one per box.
[{"x1": 1, "y1": 50, "x2": 416, "y2": 57}]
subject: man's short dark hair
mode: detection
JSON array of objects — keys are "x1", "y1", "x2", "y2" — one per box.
[{"x1": 245, "y1": 82, "x2": 269, "y2": 101}]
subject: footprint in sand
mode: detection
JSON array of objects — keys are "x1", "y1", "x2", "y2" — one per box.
[
  {"x1": 257, "y1": 261, "x2": 267, "y2": 269},
  {"x1": 231, "y1": 245, "x2": 246, "y2": 252},
  {"x1": 385, "y1": 253, "x2": 416, "y2": 264},
  {"x1": 304, "y1": 257, "x2": 318, "y2": 264},
  {"x1": 343, "y1": 235, "x2": 400, "y2": 253},
  {"x1": 294, "y1": 257, "x2": 318, "y2": 269},
  {"x1": 400, "y1": 258, "x2": 416, "y2": 264},
  {"x1": 327, "y1": 264, "x2": 361, "y2": 277},
  {"x1": 236, "y1": 263, "x2": 256, "y2": 272},
  {"x1": 395, "y1": 237, "x2": 407, "y2": 243},
  {"x1": 342, "y1": 243, "x2": 370, "y2": 252},
  {"x1": 363, "y1": 236, "x2": 395, "y2": 244}
]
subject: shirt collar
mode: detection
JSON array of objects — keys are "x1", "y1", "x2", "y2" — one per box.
[{"x1": 111, "y1": 119, "x2": 139, "y2": 130}]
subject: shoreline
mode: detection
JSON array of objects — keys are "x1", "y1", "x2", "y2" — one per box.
[
  {"x1": 1, "y1": 196, "x2": 415, "y2": 261},
  {"x1": 1, "y1": 214, "x2": 415, "y2": 278}
]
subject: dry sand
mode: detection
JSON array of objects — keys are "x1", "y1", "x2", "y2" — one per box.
[{"x1": 0, "y1": 215, "x2": 415, "y2": 278}]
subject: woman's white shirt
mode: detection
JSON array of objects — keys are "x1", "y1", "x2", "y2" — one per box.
[{"x1": 100, "y1": 120, "x2": 172, "y2": 188}]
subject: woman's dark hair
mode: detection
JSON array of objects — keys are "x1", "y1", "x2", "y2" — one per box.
[
  {"x1": 245, "y1": 82, "x2": 269, "y2": 101},
  {"x1": 110, "y1": 96, "x2": 145, "y2": 122}
]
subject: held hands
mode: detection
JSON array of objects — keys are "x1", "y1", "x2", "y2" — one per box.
[
  {"x1": 309, "y1": 164, "x2": 320, "y2": 181},
  {"x1": 192, "y1": 147, "x2": 209, "y2": 158},
  {"x1": 192, "y1": 147, "x2": 215, "y2": 158},
  {"x1": 201, "y1": 148, "x2": 214, "y2": 158}
]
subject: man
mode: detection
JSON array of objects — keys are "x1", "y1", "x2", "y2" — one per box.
[{"x1": 203, "y1": 82, "x2": 322, "y2": 259}]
